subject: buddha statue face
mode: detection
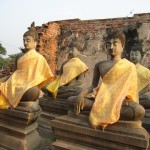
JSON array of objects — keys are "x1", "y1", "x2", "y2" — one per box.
[
  {"x1": 23, "y1": 36, "x2": 37, "y2": 51},
  {"x1": 129, "y1": 45, "x2": 143, "y2": 64},
  {"x1": 106, "y1": 38, "x2": 124, "y2": 58},
  {"x1": 68, "y1": 47, "x2": 79, "y2": 59},
  {"x1": 130, "y1": 50, "x2": 142, "y2": 64}
]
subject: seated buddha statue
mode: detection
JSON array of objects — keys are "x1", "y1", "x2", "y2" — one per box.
[
  {"x1": 129, "y1": 44, "x2": 150, "y2": 109},
  {"x1": 68, "y1": 29, "x2": 145, "y2": 129},
  {"x1": 43, "y1": 45, "x2": 88, "y2": 99},
  {"x1": 0, "y1": 23, "x2": 54, "y2": 110}
]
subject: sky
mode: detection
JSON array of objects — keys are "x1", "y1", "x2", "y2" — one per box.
[{"x1": 0, "y1": 0, "x2": 150, "y2": 56}]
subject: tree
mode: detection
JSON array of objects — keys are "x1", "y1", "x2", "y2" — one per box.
[
  {"x1": 0, "y1": 43, "x2": 7, "y2": 69},
  {"x1": 0, "y1": 43, "x2": 6, "y2": 55},
  {"x1": 6, "y1": 53, "x2": 19, "y2": 65}
]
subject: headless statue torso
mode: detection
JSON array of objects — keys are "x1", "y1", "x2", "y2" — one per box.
[{"x1": 47, "y1": 65, "x2": 85, "y2": 99}]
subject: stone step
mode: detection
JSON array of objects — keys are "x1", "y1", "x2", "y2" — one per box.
[
  {"x1": 0, "y1": 113, "x2": 36, "y2": 127},
  {"x1": 52, "y1": 139, "x2": 98, "y2": 150},
  {"x1": 0, "y1": 130, "x2": 41, "y2": 150},
  {"x1": 40, "y1": 111, "x2": 61, "y2": 120},
  {"x1": 50, "y1": 114, "x2": 149, "y2": 150},
  {"x1": 0, "y1": 121, "x2": 38, "y2": 137},
  {"x1": 0, "y1": 109, "x2": 39, "y2": 120}
]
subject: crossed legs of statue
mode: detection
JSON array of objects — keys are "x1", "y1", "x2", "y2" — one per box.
[
  {"x1": 68, "y1": 96, "x2": 145, "y2": 121},
  {"x1": 0, "y1": 76, "x2": 40, "y2": 101},
  {"x1": 0, "y1": 76, "x2": 40, "y2": 111},
  {"x1": 21, "y1": 86, "x2": 40, "y2": 101},
  {"x1": 15, "y1": 86, "x2": 40, "y2": 112},
  {"x1": 140, "y1": 91, "x2": 150, "y2": 109}
]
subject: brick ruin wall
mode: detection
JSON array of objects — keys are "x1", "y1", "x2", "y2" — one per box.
[{"x1": 36, "y1": 13, "x2": 150, "y2": 87}]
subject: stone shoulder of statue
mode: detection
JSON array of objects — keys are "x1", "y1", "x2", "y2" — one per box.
[{"x1": 94, "y1": 60, "x2": 117, "y2": 79}]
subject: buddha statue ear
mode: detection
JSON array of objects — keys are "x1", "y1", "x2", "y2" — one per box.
[{"x1": 23, "y1": 22, "x2": 38, "y2": 42}]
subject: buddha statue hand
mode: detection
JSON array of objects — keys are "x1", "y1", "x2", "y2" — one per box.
[
  {"x1": 68, "y1": 95, "x2": 85, "y2": 115},
  {"x1": 74, "y1": 95, "x2": 85, "y2": 115}
]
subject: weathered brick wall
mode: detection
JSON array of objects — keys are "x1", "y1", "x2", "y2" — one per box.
[
  {"x1": 36, "y1": 23, "x2": 60, "y2": 75},
  {"x1": 36, "y1": 13, "x2": 150, "y2": 87}
]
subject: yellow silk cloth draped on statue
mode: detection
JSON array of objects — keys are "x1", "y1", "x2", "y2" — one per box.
[
  {"x1": 136, "y1": 64, "x2": 150, "y2": 92},
  {"x1": 46, "y1": 57, "x2": 88, "y2": 99},
  {"x1": 0, "y1": 94, "x2": 9, "y2": 109},
  {"x1": 89, "y1": 59, "x2": 138, "y2": 128},
  {"x1": 0, "y1": 49, "x2": 54, "y2": 108}
]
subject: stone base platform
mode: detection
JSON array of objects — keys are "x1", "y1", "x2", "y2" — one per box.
[
  {"x1": 0, "y1": 122, "x2": 41, "y2": 150},
  {"x1": 38, "y1": 97, "x2": 68, "y2": 139},
  {"x1": 142, "y1": 109, "x2": 150, "y2": 133},
  {"x1": 0, "y1": 102, "x2": 42, "y2": 150},
  {"x1": 39, "y1": 97, "x2": 68, "y2": 116},
  {"x1": 53, "y1": 139, "x2": 97, "y2": 150},
  {"x1": 50, "y1": 112, "x2": 149, "y2": 150}
]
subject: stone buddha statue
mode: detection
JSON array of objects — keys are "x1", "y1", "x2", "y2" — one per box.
[
  {"x1": 68, "y1": 29, "x2": 145, "y2": 128},
  {"x1": 129, "y1": 44, "x2": 150, "y2": 109},
  {"x1": 0, "y1": 22, "x2": 54, "y2": 150},
  {"x1": 0, "y1": 22, "x2": 54, "y2": 110},
  {"x1": 43, "y1": 45, "x2": 88, "y2": 99}
]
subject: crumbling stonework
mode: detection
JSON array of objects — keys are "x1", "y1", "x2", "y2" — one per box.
[
  {"x1": 36, "y1": 13, "x2": 150, "y2": 87},
  {"x1": 36, "y1": 23, "x2": 60, "y2": 74}
]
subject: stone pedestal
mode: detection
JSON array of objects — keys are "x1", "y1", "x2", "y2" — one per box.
[
  {"x1": 140, "y1": 94, "x2": 150, "y2": 133},
  {"x1": 142, "y1": 109, "x2": 150, "y2": 132},
  {"x1": 0, "y1": 101, "x2": 41, "y2": 150},
  {"x1": 39, "y1": 96, "x2": 68, "y2": 118},
  {"x1": 50, "y1": 111, "x2": 149, "y2": 150},
  {"x1": 38, "y1": 96, "x2": 68, "y2": 136}
]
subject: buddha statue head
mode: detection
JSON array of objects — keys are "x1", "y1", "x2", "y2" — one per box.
[
  {"x1": 106, "y1": 29, "x2": 126, "y2": 47},
  {"x1": 23, "y1": 22, "x2": 38, "y2": 52},
  {"x1": 129, "y1": 44, "x2": 143, "y2": 64},
  {"x1": 68, "y1": 43, "x2": 80, "y2": 59},
  {"x1": 106, "y1": 29, "x2": 126, "y2": 60}
]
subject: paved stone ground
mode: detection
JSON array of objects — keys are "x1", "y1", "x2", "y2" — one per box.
[
  {"x1": 37, "y1": 126, "x2": 56, "y2": 150},
  {"x1": 37, "y1": 138, "x2": 54, "y2": 150}
]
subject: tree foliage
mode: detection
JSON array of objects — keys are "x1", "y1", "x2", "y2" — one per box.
[
  {"x1": 5, "y1": 53, "x2": 20, "y2": 66},
  {"x1": 0, "y1": 43, "x2": 6, "y2": 55},
  {"x1": 0, "y1": 43, "x2": 7, "y2": 69},
  {"x1": 0, "y1": 42, "x2": 21, "y2": 70}
]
